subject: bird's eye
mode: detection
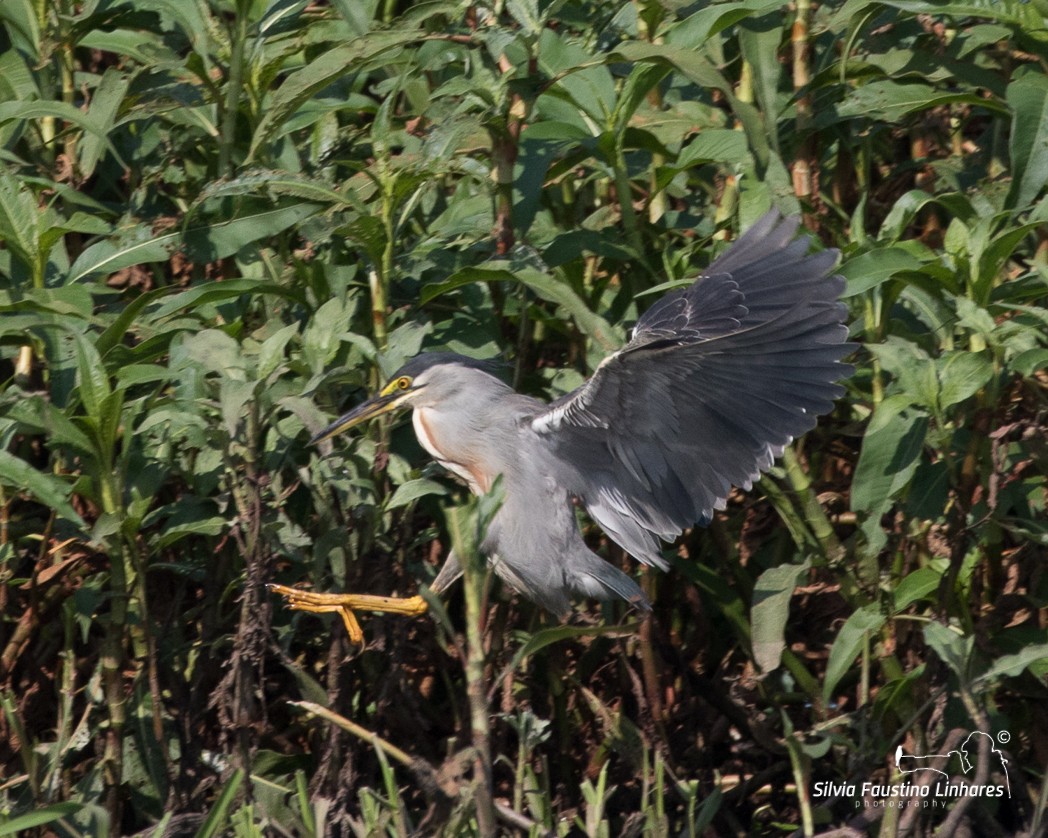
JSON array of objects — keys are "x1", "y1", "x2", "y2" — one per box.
[{"x1": 397, "y1": 376, "x2": 411, "y2": 390}]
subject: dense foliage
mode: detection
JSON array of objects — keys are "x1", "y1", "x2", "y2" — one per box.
[{"x1": 2, "y1": 0, "x2": 1048, "y2": 835}]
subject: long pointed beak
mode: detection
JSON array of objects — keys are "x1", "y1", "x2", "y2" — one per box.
[{"x1": 310, "y1": 391, "x2": 407, "y2": 445}]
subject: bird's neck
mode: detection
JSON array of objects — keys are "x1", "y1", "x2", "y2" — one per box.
[{"x1": 412, "y1": 407, "x2": 494, "y2": 493}]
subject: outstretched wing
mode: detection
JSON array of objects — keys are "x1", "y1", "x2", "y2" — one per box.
[{"x1": 531, "y1": 211, "x2": 854, "y2": 567}]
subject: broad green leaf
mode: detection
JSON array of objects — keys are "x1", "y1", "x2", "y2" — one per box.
[
  {"x1": 0, "y1": 100, "x2": 111, "y2": 143},
  {"x1": 868, "y1": 337, "x2": 938, "y2": 410},
  {"x1": 974, "y1": 642, "x2": 1048, "y2": 684},
  {"x1": 839, "y1": 247, "x2": 925, "y2": 297},
  {"x1": 505, "y1": 623, "x2": 640, "y2": 677},
  {"x1": 77, "y1": 68, "x2": 131, "y2": 178},
  {"x1": 851, "y1": 395, "x2": 928, "y2": 513},
  {"x1": 257, "y1": 323, "x2": 299, "y2": 380},
  {"x1": 0, "y1": 0, "x2": 40, "y2": 59},
  {"x1": 738, "y1": 15, "x2": 784, "y2": 150},
  {"x1": 830, "y1": 0, "x2": 1048, "y2": 30},
  {"x1": 181, "y1": 329, "x2": 246, "y2": 377},
  {"x1": 822, "y1": 606, "x2": 885, "y2": 701},
  {"x1": 610, "y1": 41, "x2": 769, "y2": 166},
  {"x1": 668, "y1": 0, "x2": 785, "y2": 46},
  {"x1": 837, "y1": 80, "x2": 1005, "y2": 122},
  {"x1": 77, "y1": 27, "x2": 167, "y2": 64},
  {"x1": 751, "y1": 559, "x2": 811, "y2": 673},
  {"x1": 198, "y1": 169, "x2": 354, "y2": 207},
  {"x1": 248, "y1": 30, "x2": 425, "y2": 160},
  {"x1": 67, "y1": 204, "x2": 320, "y2": 283},
  {"x1": 0, "y1": 450, "x2": 85, "y2": 529},
  {"x1": 73, "y1": 332, "x2": 112, "y2": 421},
  {"x1": 385, "y1": 478, "x2": 448, "y2": 509},
  {"x1": 147, "y1": 280, "x2": 299, "y2": 321},
  {"x1": 937, "y1": 351, "x2": 993, "y2": 408},
  {"x1": 923, "y1": 621, "x2": 974, "y2": 681},
  {"x1": 1006, "y1": 72, "x2": 1048, "y2": 210},
  {"x1": 1011, "y1": 348, "x2": 1048, "y2": 377},
  {"x1": 893, "y1": 564, "x2": 946, "y2": 611},
  {"x1": 677, "y1": 129, "x2": 749, "y2": 167},
  {"x1": 0, "y1": 169, "x2": 39, "y2": 268},
  {"x1": 6, "y1": 397, "x2": 95, "y2": 456},
  {"x1": 422, "y1": 266, "x2": 621, "y2": 352}
]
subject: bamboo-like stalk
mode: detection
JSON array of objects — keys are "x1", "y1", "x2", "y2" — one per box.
[
  {"x1": 492, "y1": 50, "x2": 528, "y2": 255},
  {"x1": 781, "y1": 447, "x2": 844, "y2": 563},
  {"x1": 791, "y1": 0, "x2": 814, "y2": 209},
  {"x1": 452, "y1": 501, "x2": 497, "y2": 837},
  {"x1": 637, "y1": 0, "x2": 667, "y2": 225},
  {"x1": 218, "y1": 6, "x2": 249, "y2": 175}
]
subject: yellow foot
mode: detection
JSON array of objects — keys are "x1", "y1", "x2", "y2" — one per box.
[{"x1": 268, "y1": 583, "x2": 428, "y2": 644}]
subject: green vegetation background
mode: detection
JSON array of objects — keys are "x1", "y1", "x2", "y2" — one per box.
[{"x1": 1, "y1": 0, "x2": 1047, "y2": 835}]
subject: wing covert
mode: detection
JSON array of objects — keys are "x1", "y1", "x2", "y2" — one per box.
[{"x1": 531, "y1": 211, "x2": 854, "y2": 567}]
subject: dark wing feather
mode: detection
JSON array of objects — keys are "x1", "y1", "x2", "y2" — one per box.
[{"x1": 531, "y1": 211, "x2": 854, "y2": 567}]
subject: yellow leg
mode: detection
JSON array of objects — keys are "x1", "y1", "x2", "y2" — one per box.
[{"x1": 268, "y1": 583, "x2": 428, "y2": 644}]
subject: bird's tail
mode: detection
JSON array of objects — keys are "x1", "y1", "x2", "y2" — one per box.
[{"x1": 572, "y1": 554, "x2": 651, "y2": 611}]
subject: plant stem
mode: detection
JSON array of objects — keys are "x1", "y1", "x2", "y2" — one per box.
[
  {"x1": 219, "y1": 8, "x2": 249, "y2": 175},
  {"x1": 449, "y1": 501, "x2": 497, "y2": 836}
]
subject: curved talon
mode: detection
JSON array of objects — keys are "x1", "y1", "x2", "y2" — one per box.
[{"x1": 268, "y1": 583, "x2": 427, "y2": 644}]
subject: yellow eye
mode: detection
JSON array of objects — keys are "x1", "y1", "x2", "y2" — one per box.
[{"x1": 396, "y1": 376, "x2": 411, "y2": 390}]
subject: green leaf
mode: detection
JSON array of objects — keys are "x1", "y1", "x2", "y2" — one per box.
[
  {"x1": 0, "y1": 100, "x2": 111, "y2": 143},
  {"x1": 0, "y1": 450, "x2": 85, "y2": 529},
  {"x1": 894, "y1": 564, "x2": 946, "y2": 610},
  {"x1": 193, "y1": 769, "x2": 244, "y2": 838},
  {"x1": 823, "y1": 605, "x2": 885, "y2": 701},
  {"x1": 936, "y1": 351, "x2": 993, "y2": 408},
  {"x1": 738, "y1": 15, "x2": 784, "y2": 150},
  {"x1": 505, "y1": 624, "x2": 640, "y2": 677},
  {"x1": 73, "y1": 332, "x2": 112, "y2": 421},
  {"x1": 669, "y1": 0, "x2": 786, "y2": 46},
  {"x1": 257, "y1": 323, "x2": 299, "y2": 380},
  {"x1": 750, "y1": 559, "x2": 811, "y2": 673},
  {"x1": 923, "y1": 621, "x2": 974, "y2": 681},
  {"x1": 851, "y1": 395, "x2": 928, "y2": 514},
  {"x1": 1011, "y1": 348, "x2": 1048, "y2": 377},
  {"x1": 421, "y1": 266, "x2": 620, "y2": 352},
  {"x1": 677, "y1": 129, "x2": 749, "y2": 167},
  {"x1": 0, "y1": 803, "x2": 81, "y2": 837},
  {"x1": 385, "y1": 478, "x2": 448, "y2": 509},
  {"x1": 77, "y1": 67, "x2": 131, "y2": 178},
  {"x1": 0, "y1": 0, "x2": 40, "y2": 58},
  {"x1": 248, "y1": 30, "x2": 425, "y2": 160},
  {"x1": 147, "y1": 280, "x2": 300, "y2": 322},
  {"x1": 839, "y1": 247, "x2": 925, "y2": 297},
  {"x1": 974, "y1": 642, "x2": 1048, "y2": 684},
  {"x1": 198, "y1": 169, "x2": 355, "y2": 207},
  {"x1": 868, "y1": 337, "x2": 938, "y2": 410},
  {"x1": 181, "y1": 329, "x2": 246, "y2": 377},
  {"x1": 0, "y1": 169, "x2": 40, "y2": 268},
  {"x1": 837, "y1": 80, "x2": 1006, "y2": 122},
  {"x1": 1006, "y1": 71, "x2": 1048, "y2": 209},
  {"x1": 67, "y1": 204, "x2": 321, "y2": 283}
]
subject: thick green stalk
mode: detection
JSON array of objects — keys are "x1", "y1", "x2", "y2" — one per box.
[
  {"x1": 449, "y1": 503, "x2": 496, "y2": 836},
  {"x1": 613, "y1": 143, "x2": 643, "y2": 255},
  {"x1": 782, "y1": 447, "x2": 843, "y2": 563},
  {"x1": 219, "y1": 9, "x2": 249, "y2": 175}
]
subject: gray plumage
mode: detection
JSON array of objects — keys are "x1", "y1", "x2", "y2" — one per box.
[{"x1": 320, "y1": 211, "x2": 853, "y2": 615}]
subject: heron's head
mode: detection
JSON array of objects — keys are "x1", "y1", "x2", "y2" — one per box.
[{"x1": 310, "y1": 352, "x2": 503, "y2": 444}]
